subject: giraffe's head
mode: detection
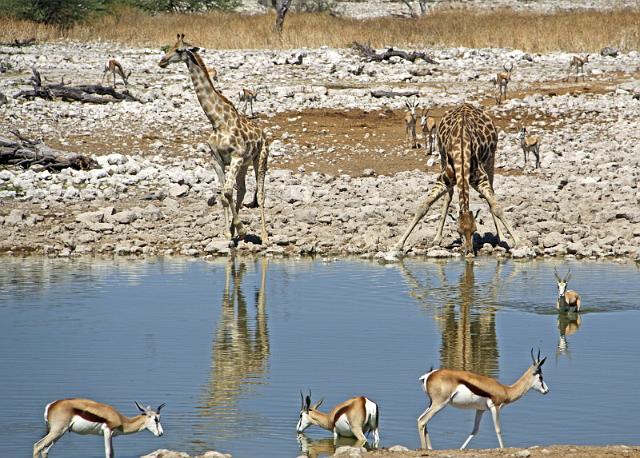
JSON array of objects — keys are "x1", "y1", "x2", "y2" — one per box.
[
  {"x1": 457, "y1": 210, "x2": 478, "y2": 257},
  {"x1": 158, "y1": 33, "x2": 200, "y2": 68}
]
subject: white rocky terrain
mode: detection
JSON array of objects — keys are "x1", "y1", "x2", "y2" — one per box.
[{"x1": 0, "y1": 40, "x2": 639, "y2": 260}]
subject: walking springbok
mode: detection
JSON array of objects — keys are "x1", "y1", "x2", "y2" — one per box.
[
  {"x1": 101, "y1": 59, "x2": 131, "y2": 89},
  {"x1": 555, "y1": 267, "x2": 581, "y2": 312},
  {"x1": 391, "y1": 103, "x2": 520, "y2": 258},
  {"x1": 239, "y1": 87, "x2": 258, "y2": 117},
  {"x1": 519, "y1": 127, "x2": 541, "y2": 169},
  {"x1": 495, "y1": 63, "x2": 513, "y2": 104},
  {"x1": 296, "y1": 392, "x2": 380, "y2": 447},
  {"x1": 404, "y1": 98, "x2": 419, "y2": 149},
  {"x1": 567, "y1": 55, "x2": 589, "y2": 82},
  {"x1": 33, "y1": 399, "x2": 165, "y2": 458},
  {"x1": 417, "y1": 350, "x2": 549, "y2": 450},
  {"x1": 420, "y1": 107, "x2": 437, "y2": 156}
]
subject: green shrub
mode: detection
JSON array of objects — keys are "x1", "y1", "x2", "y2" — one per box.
[{"x1": 0, "y1": 0, "x2": 106, "y2": 29}]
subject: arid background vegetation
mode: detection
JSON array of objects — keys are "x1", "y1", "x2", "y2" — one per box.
[{"x1": 1, "y1": 7, "x2": 639, "y2": 52}]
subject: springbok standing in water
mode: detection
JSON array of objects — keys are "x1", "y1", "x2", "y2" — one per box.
[
  {"x1": 33, "y1": 399, "x2": 164, "y2": 458},
  {"x1": 417, "y1": 349, "x2": 549, "y2": 450},
  {"x1": 555, "y1": 267, "x2": 581, "y2": 312},
  {"x1": 296, "y1": 392, "x2": 380, "y2": 447}
]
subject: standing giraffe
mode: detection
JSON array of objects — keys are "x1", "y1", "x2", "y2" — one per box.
[
  {"x1": 158, "y1": 34, "x2": 268, "y2": 242},
  {"x1": 392, "y1": 103, "x2": 520, "y2": 256}
]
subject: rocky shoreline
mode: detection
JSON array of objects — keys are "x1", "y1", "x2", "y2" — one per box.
[
  {"x1": 1, "y1": 42, "x2": 639, "y2": 261},
  {"x1": 143, "y1": 444, "x2": 640, "y2": 458}
]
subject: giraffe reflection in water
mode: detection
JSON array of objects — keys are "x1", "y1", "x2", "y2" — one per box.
[
  {"x1": 200, "y1": 258, "x2": 270, "y2": 434},
  {"x1": 400, "y1": 260, "x2": 500, "y2": 377}
]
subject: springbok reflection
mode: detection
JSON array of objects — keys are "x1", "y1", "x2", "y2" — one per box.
[
  {"x1": 400, "y1": 260, "x2": 501, "y2": 376},
  {"x1": 200, "y1": 258, "x2": 270, "y2": 435},
  {"x1": 297, "y1": 434, "x2": 362, "y2": 458},
  {"x1": 556, "y1": 311, "x2": 582, "y2": 357}
]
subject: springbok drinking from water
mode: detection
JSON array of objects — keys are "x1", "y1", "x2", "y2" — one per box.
[
  {"x1": 296, "y1": 392, "x2": 380, "y2": 447},
  {"x1": 417, "y1": 349, "x2": 549, "y2": 450},
  {"x1": 33, "y1": 399, "x2": 164, "y2": 458},
  {"x1": 555, "y1": 267, "x2": 581, "y2": 312}
]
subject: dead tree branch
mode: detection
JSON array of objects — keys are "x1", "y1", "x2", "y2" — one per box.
[
  {"x1": 14, "y1": 68, "x2": 141, "y2": 104},
  {"x1": 352, "y1": 41, "x2": 438, "y2": 64},
  {"x1": 0, "y1": 38, "x2": 36, "y2": 47},
  {"x1": 370, "y1": 89, "x2": 419, "y2": 98},
  {"x1": 0, "y1": 131, "x2": 97, "y2": 171},
  {"x1": 273, "y1": 0, "x2": 293, "y2": 33}
]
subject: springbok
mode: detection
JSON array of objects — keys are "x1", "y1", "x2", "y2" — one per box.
[
  {"x1": 519, "y1": 127, "x2": 541, "y2": 169},
  {"x1": 33, "y1": 399, "x2": 164, "y2": 458},
  {"x1": 495, "y1": 63, "x2": 513, "y2": 104},
  {"x1": 404, "y1": 98, "x2": 419, "y2": 149},
  {"x1": 417, "y1": 349, "x2": 549, "y2": 450},
  {"x1": 206, "y1": 66, "x2": 218, "y2": 81},
  {"x1": 420, "y1": 107, "x2": 437, "y2": 156},
  {"x1": 296, "y1": 392, "x2": 380, "y2": 447},
  {"x1": 239, "y1": 87, "x2": 258, "y2": 117},
  {"x1": 101, "y1": 59, "x2": 131, "y2": 89},
  {"x1": 568, "y1": 55, "x2": 589, "y2": 82},
  {"x1": 555, "y1": 267, "x2": 581, "y2": 312}
]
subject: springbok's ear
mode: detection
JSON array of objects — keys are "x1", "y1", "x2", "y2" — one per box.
[
  {"x1": 189, "y1": 47, "x2": 200, "y2": 53},
  {"x1": 134, "y1": 401, "x2": 146, "y2": 413},
  {"x1": 305, "y1": 395, "x2": 311, "y2": 410},
  {"x1": 473, "y1": 208, "x2": 481, "y2": 219},
  {"x1": 312, "y1": 398, "x2": 324, "y2": 410}
]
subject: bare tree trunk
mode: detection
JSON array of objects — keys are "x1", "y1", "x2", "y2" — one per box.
[
  {"x1": 352, "y1": 41, "x2": 438, "y2": 64},
  {"x1": 418, "y1": 0, "x2": 428, "y2": 16},
  {"x1": 274, "y1": 0, "x2": 293, "y2": 33}
]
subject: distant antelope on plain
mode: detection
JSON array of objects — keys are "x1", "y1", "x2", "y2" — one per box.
[
  {"x1": 495, "y1": 63, "x2": 513, "y2": 104},
  {"x1": 101, "y1": 59, "x2": 131, "y2": 89},
  {"x1": 420, "y1": 107, "x2": 437, "y2": 155},
  {"x1": 404, "y1": 98, "x2": 419, "y2": 149},
  {"x1": 417, "y1": 349, "x2": 549, "y2": 450},
  {"x1": 567, "y1": 54, "x2": 589, "y2": 82},
  {"x1": 238, "y1": 87, "x2": 258, "y2": 117},
  {"x1": 33, "y1": 398, "x2": 164, "y2": 458},
  {"x1": 519, "y1": 127, "x2": 541, "y2": 168},
  {"x1": 296, "y1": 392, "x2": 380, "y2": 447},
  {"x1": 555, "y1": 267, "x2": 581, "y2": 312}
]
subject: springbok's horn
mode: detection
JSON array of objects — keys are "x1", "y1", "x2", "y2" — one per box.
[
  {"x1": 554, "y1": 267, "x2": 562, "y2": 281},
  {"x1": 156, "y1": 403, "x2": 166, "y2": 413},
  {"x1": 300, "y1": 391, "x2": 304, "y2": 410},
  {"x1": 135, "y1": 401, "x2": 146, "y2": 413},
  {"x1": 530, "y1": 348, "x2": 536, "y2": 364}
]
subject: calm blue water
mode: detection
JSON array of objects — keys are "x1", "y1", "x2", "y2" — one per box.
[{"x1": 0, "y1": 257, "x2": 639, "y2": 457}]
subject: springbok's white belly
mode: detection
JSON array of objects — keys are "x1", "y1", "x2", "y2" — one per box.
[
  {"x1": 450, "y1": 384, "x2": 489, "y2": 410},
  {"x1": 334, "y1": 414, "x2": 355, "y2": 437},
  {"x1": 69, "y1": 415, "x2": 105, "y2": 435}
]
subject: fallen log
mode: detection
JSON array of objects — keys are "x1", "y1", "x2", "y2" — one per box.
[
  {"x1": 14, "y1": 68, "x2": 141, "y2": 103},
  {"x1": 352, "y1": 41, "x2": 438, "y2": 64},
  {"x1": 370, "y1": 89, "x2": 419, "y2": 98},
  {"x1": 0, "y1": 131, "x2": 98, "y2": 171},
  {"x1": 0, "y1": 38, "x2": 36, "y2": 47}
]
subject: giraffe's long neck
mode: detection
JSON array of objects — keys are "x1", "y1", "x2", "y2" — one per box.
[
  {"x1": 457, "y1": 117, "x2": 470, "y2": 214},
  {"x1": 185, "y1": 51, "x2": 237, "y2": 130}
]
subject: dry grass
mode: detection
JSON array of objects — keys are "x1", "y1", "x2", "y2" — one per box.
[{"x1": 1, "y1": 7, "x2": 639, "y2": 52}]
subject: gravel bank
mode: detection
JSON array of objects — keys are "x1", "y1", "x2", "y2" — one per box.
[{"x1": 0, "y1": 42, "x2": 639, "y2": 260}]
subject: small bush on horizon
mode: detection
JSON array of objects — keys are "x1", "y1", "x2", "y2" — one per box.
[{"x1": 0, "y1": 0, "x2": 106, "y2": 30}]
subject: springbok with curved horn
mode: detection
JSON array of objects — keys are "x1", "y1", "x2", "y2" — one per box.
[
  {"x1": 495, "y1": 63, "x2": 513, "y2": 104},
  {"x1": 567, "y1": 54, "x2": 589, "y2": 82},
  {"x1": 296, "y1": 392, "x2": 380, "y2": 447},
  {"x1": 33, "y1": 399, "x2": 165, "y2": 458},
  {"x1": 554, "y1": 267, "x2": 581, "y2": 312},
  {"x1": 405, "y1": 98, "x2": 419, "y2": 149},
  {"x1": 417, "y1": 349, "x2": 549, "y2": 450}
]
